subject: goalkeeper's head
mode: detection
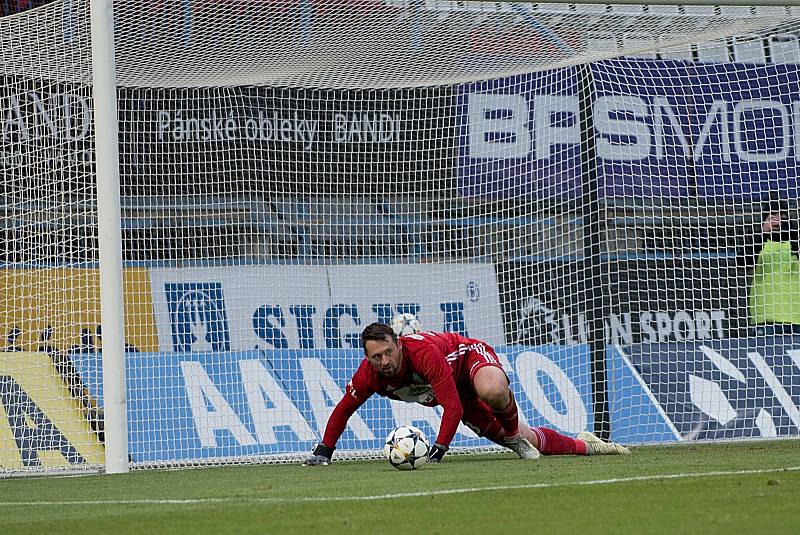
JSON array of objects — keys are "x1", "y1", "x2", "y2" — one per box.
[
  {"x1": 360, "y1": 322, "x2": 398, "y2": 349},
  {"x1": 361, "y1": 322, "x2": 403, "y2": 377}
]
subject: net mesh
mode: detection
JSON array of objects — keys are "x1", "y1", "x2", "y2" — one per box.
[{"x1": 1, "y1": 0, "x2": 800, "y2": 475}]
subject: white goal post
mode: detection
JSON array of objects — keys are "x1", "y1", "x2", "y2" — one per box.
[{"x1": 1, "y1": 0, "x2": 800, "y2": 477}]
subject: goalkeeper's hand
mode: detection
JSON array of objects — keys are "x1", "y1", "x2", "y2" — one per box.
[
  {"x1": 427, "y1": 443, "x2": 448, "y2": 463},
  {"x1": 302, "y1": 443, "x2": 335, "y2": 466}
]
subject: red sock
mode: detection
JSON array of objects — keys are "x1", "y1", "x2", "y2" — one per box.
[
  {"x1": 491, "y1": 390, "x2": 520, "y2": 437},
  {"x1": 532, "y1": 427, "x2": 587, "y2": 455}
]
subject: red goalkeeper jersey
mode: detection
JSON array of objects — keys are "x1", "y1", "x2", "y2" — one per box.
[{"x1": 321, "y1": 331, "x2": 487, "y2": 449}]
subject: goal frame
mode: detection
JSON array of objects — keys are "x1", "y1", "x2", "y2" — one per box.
[
  {"x1": 85, "y1": 0, "x2": 800, "y2": 474},
  {"x1": 90, "y1": 0, "x2": 126, "y2": 474}
]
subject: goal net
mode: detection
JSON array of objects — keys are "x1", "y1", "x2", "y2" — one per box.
[{"x1": 2, "y1": 0, "x2": 800, "y2": 475}]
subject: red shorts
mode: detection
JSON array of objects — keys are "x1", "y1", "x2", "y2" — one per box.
[
  {"x1": 454, "y1": 341, "x2": 506, "y2": 385},
  {"x1": 455, "y1": 342, "x2": 507, "y2": 440}
]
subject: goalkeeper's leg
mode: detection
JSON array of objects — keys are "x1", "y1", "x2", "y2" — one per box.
[
  {"x1": 576, "y1": 431, "x2": 631, "y2": 455},
  {"x1": 462, "y1": 401, "x2": 539, "y2": 460},
  {"x1": 465, "y1": 360, "x2": 629, "y2": 457},
  {"x1": 467, "y1": 407, "x2": 628, "y2": 456},
  {"x1": 470, "y1": 365, "x2": 541, "y2": 460},
  {"x1": 526, "y1": 428, "x2": 630, "y2": 456}
]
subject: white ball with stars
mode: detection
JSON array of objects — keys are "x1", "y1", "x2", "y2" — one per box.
[{"x1": 384, "y1": 425, "x2": 430, "y2": 470}]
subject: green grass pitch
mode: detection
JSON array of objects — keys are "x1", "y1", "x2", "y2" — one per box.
[{"x1": 1, "y1": 440, "x2": 797, "y2": 534}]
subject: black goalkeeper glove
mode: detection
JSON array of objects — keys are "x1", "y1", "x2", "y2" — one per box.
[
  {"x1": 427, "y1": 443, "x2": 448, "y2": 463},
  {"x1": 302, "y1": 443, "x2": 335, "y2": 466}
]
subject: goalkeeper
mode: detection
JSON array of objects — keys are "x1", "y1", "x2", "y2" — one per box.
[{"x1": 304, "y1": 322, "x2": 629, "y2": 466}]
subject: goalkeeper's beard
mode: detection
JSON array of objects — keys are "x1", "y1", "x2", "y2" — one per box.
[
  {"x1": 380, "y1": 363, "x2": 398, "y2": 377},
  {"x1": 379, "y1": 353, "x2": 402, "y2": 377}
]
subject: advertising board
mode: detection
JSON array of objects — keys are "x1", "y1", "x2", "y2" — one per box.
[
  {"x1": 149, "y1": 263, "x2": 505, "y2": 351},
  {"x1": 458, "y1": 61, "x2": 800, "y2": 199},
  {"x1": 72, "y1": 343, "x2": 671, "y2": 462}
]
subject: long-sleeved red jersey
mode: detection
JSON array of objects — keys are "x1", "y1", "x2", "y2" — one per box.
[{"x1": 321, "y1": 331, "x2": 492, "y2": 448}]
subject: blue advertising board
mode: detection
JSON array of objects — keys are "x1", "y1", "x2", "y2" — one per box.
[
  {"x1": 457, "y1": 60, "x2": 800, "y2": 199},
  {"x1": 71, "y1": 344, "x2": 671, "y2": 463},
  {"x1": 74, "y1": 337, "x2": 800, "y2": 462},
  {"x1": 72, "y1": 337, "x2": 800, "y2": 462},
  {"x1": 457, "y1": 69, "x2": 583, "y2": 198},
  {"x1": 689, "y1": 63, "x2": 800, "y2": 198},
  {"x1": 624, "y1": 337, "x2": 800, "y2": 440}
]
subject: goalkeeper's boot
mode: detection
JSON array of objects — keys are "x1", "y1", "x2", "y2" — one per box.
[
  {"x1": 504, "y1": 434, "x2": 541, "y2": 460},
  {"x1": 577, "y1": 431, "x2": 631, "y2": 455}
]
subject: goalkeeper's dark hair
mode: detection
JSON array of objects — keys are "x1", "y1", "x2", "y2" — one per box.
[{"x1": 361, "y1": 322, "x2": 397, "y2": 350}]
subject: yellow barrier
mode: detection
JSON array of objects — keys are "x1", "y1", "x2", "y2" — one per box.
[
  {"x1": 0, "y1": 268, "x2": 159, "y2": 353},
  {"x1": 0, "y1": 352, "x2": 105, "y2": 470}
]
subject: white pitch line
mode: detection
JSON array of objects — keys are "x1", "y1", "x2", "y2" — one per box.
[{"x1": 2, "y1": 466, "x2": 798, "y2": 506}]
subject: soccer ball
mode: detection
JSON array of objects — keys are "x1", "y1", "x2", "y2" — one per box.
[
  {"x1": 384, "y1": 425, "x2": 430, "y2": 470},
  {"x1": 390, "y1": 313, "x2": 422, "y2": 336}
]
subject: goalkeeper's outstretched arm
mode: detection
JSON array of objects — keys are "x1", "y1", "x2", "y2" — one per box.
[{"x1": 302, "y1": 387, "x2": 363, "y2": 466}]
